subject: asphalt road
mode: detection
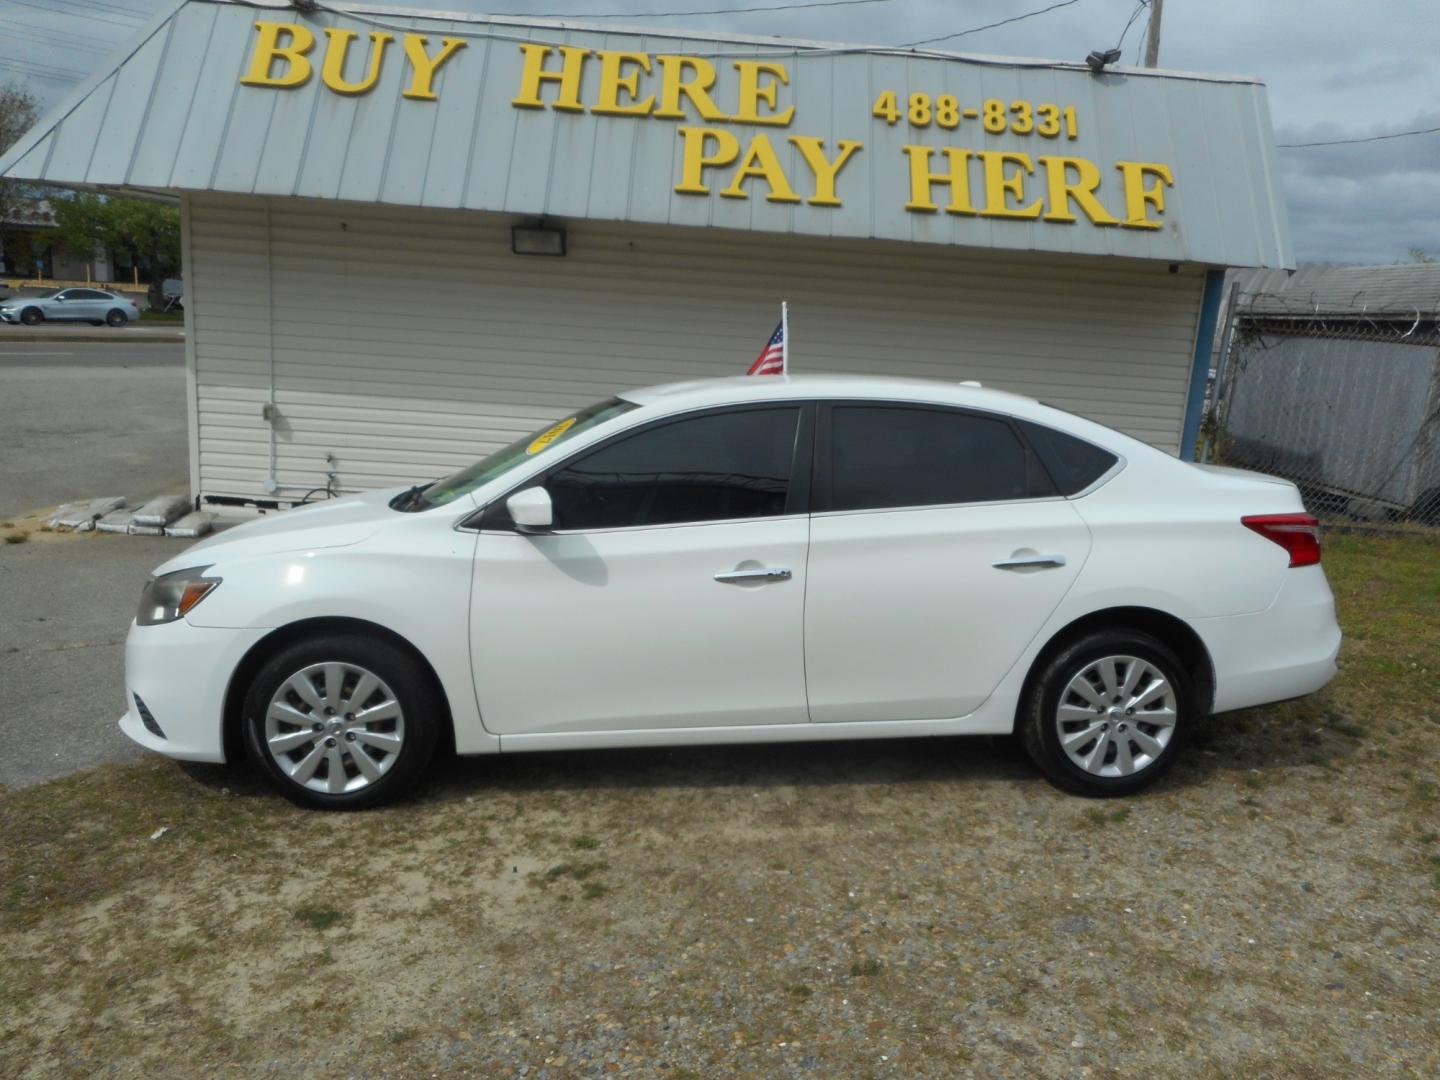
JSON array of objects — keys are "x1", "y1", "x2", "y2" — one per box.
[
  {"x1": 1, "y1": 340, "x2": 194, "y2": 789},
  {"x1": 0, "y1": 533, "x2": 193, "y2": 790},
  {"x1": 0, "y1": 341, "x2": 187, "y2": 519}
]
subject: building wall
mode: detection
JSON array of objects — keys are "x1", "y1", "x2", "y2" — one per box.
[{"x1": 185, "y1": 192, "x2": 1206, "y2": 503}]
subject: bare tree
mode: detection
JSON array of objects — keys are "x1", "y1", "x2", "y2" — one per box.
[{"x1": 0, "y1": 81, "x2": 42, "y2": 273}]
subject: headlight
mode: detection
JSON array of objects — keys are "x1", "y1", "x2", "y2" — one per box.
[{"x1": 137, "y1": 566, "x2": 222, "y2": 626}]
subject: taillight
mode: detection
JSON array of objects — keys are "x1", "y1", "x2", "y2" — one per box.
[{"x1": 1242, "y1": 514, "x2": 1321, "y2": 567}]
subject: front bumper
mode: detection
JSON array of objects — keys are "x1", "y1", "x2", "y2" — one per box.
[
  {"x1": 1190, "y1": 565, "x2": 1342, "y2": 713},
  {"x1": 119, "y1": 617, "x2": 271, "y2": 763}
]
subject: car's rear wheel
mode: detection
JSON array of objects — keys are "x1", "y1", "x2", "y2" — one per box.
[
  {"x1": 1020, "y1": 629, "x2": 1192, "y2": 797},
  {"x1": 242, "y1": 634, "x2": 441, "y2": 809},
  {"x1": 105, "y1": 308, "x2": 127, "y2": 326},
  {"x1": 19, "y1": 307, "x2": 42, "y2": 325}
]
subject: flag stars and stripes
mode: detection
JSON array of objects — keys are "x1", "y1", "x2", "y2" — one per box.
[{"x1": 748, "y1": 322, "x2": 786, "y2": 376}]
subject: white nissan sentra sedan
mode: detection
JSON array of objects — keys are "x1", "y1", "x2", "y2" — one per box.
[{"x1": 122, "y1": 376, "x2": 1341, "y2": 809}]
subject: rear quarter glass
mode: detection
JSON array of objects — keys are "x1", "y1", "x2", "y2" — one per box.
[{"x1": 1017, "y1": 420, "x2": 1119, "y2": 495}]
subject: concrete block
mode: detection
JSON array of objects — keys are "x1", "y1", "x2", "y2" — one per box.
[
  {"x1": 164, "y1": 512, "x2": 215, "y2": 539},
  {"x1": 95, "y1": 509, "x2": 139, "y2": 534},
  {"x1": 132, "y1": 494, "x2": 192, "y2": 527},
  {"x1": 47, "y1": 496, "x2": 126, "y2": 530}
]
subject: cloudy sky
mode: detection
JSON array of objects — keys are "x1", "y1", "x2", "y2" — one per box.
[{"x1": 3, "y1": 0, "x2": 1436, "y2": 263}]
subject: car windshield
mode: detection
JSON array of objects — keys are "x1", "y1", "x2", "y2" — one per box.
[{"x1": 408, "y1": 397, "x2": 639, "y2": 510}]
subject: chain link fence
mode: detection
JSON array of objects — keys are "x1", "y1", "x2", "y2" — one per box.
[{"x1": 1202, "y1": 293, "x2": 1440, "y2": 532}]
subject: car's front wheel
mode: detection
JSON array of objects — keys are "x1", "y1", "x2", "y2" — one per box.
[
  {"x1": 19, "y1": 306, "x2": 42, "y2": 325},
  {"x1": 242, "y1": 634, "x2": 441, "y2": 809},
  {"x1": 1020, "y1": 629, "x2": 1192, "y2": 797}
]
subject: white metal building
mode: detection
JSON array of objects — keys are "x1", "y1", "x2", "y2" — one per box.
[{"x1": 1, "y1": 0, "x2": 1294, "y2": 508}]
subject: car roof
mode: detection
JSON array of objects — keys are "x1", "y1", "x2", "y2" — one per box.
[
  {"x1": 621, "y1": 374, "x2": 1036, "y2": 412},
  {"x1": 618, "y1": 373, "x2": 1170, "y2": 463}
]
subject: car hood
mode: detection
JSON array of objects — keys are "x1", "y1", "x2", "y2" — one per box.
[{"x1": 154, "y1": 487, "x2": 406, "y2": 573}]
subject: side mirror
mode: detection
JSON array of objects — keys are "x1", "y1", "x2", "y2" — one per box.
[{"x1": 506, "y1": 486, "x2": 553, "y2": 533}]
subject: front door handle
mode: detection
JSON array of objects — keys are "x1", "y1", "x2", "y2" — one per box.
[
  {"x1": 992, "y1": 554, "x2": 1067, "y2": 570},
  {"x1": 714, "y1": 567, "x2": 792, "y2": 583}
]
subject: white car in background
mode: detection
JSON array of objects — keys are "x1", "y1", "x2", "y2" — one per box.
[
  {"x1": 0, "y1": 287, "x2": 142, "y2": 326},
  {"x1": 121, "y1": 375, "x2": 1341, "y2": 809}
]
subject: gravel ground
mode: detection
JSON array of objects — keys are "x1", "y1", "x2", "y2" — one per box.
[{"x1": 1, "y1": 532, "x2": 1437, "y2": 1078}]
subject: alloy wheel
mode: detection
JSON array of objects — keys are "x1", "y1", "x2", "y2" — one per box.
[
  {"x1": 1054, "y1": 654, "x2": 1177, "y2": 778},
  {"x1": 263, "y1": 661, "x2": 406, "y2": 795}
]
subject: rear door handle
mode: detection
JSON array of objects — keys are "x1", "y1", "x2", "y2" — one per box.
[
  {"x1": 992, "y1": 554, "x2": 1067, "y2": 570},
  {"x1": 715, "y1": 567, "x2": 792, "y2": 583}
]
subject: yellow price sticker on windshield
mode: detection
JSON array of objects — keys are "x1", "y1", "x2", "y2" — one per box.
[{"x1": 526, "y1": 416, "x2": 576, "y2": 455}]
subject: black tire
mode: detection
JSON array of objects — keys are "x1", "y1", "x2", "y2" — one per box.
[
  {"x1": 19, "y1": 306, "x2": 42, "y2": 326},
  {"x1": 242, "y1": 633, "x2": 442, "y2": 810},
  {"x1": 1019, "y1": 629, "x2": 1193, "y2": 797},
  {"x1": 105, "y1": 308, "x2": 127, "y2": 326}
]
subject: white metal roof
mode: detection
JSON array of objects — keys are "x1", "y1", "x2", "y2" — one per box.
[{"x1": 2, "y1": 0, "x2": 1293, "y2": 268}]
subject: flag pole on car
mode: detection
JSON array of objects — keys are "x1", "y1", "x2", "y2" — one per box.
[{"x1": 781, "y1": 300, "x2": 789, "y2": 373}]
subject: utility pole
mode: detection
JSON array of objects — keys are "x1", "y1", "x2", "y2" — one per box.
[{"x1": 1142, "y1": 0, "x2": 1165, "y2": 67}]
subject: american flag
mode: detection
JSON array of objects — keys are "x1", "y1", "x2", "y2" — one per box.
[{"x1": 747, "y1": 321, "x2": 785, "y2": 376}]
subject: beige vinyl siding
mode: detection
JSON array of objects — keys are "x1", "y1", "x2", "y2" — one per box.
[{"x1": 186, "y1": 192, "x2": 1204, "y2": 503}]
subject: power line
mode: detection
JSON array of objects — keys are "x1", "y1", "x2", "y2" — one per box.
[
  {"x1": 50, "y1": 0, "x2": 149, "y2": 18},
  {"x1": 1278, "y1": 125, "x2": 1440, "y2": 149},
  {"x1": 327, "y1": 0, "x2": 1087, "y2": 64},
  {"x1": 0, "y1": 20, "x2": 114, "y2": 51},
  {"x1": 1114, "y1": 0, "x2": 1148, "y2": 51},
  {"x1": 898, "y1": 0, "x2": 1082, "y2": 49},
  {"x1": 0, "y1": 55, "x2": 91, "y2": 80},
  {"x1": 519, "y1": 0, "x2": 894, "y2": 17},
  {"x1": 6, "y1": 0, "x2": 147, "y2": 29}
]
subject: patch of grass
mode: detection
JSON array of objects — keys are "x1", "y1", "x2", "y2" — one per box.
[
  {"x1": 3, "y1": 533, "x2": 26, "y2": 545},
  {"x1": 580, "y1": 881, "x2": 608, "y2": 901},
  {"x1": 534, "y1": 860, "x2": 609, "y2": 890},
  {"x1": 786, "y1": 983, "x2": 813, "y2": 1000},
  {"x1": 849, "y1": 956, "x2": 882, "y2": 977},
  {"x1": 1082, "y1": 805, "x2": 1131, "y2": 827},
  {"x1": 294, "y1": 906, "x2": 345, "y2": 931},
  {"x1": 570, "y1": 834, "x2": 600, "y2": 850}
]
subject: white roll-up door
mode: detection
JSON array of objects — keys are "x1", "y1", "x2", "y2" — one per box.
[{"x1": 185, "y1": 192, "x2": 1204, "y2": 504}]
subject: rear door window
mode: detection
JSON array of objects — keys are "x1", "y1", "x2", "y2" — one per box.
[{"x1": 824, "y1": 405, "x2": 1051, "y2": 511}]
